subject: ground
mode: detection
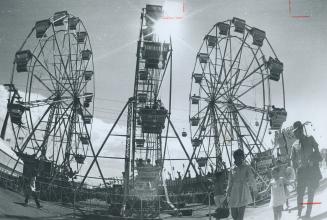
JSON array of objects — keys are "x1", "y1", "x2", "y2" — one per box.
[{"x1": 1, "y1": 167, "x2": 327, "y2": 220}]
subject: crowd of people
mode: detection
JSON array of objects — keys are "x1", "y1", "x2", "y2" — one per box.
[{"x1": 213, "y1": 121, "x2": 323, "y2": 220}]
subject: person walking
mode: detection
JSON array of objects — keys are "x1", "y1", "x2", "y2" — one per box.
[
  {"x1": 15, "y1": 150, "x2": 42, "y2": 208},
  {"x1": 291, "y1": 121, "x2": 322, "y2": 219},
  {"x1": 276, "y1": 160, "x2": 295, "y2": 210},
  {"x1": 227, "y1": 149, "x2": 257, "y2": 220},
  {"x1": 262, "y1": 166, "x2": 287, "y2": 220}
]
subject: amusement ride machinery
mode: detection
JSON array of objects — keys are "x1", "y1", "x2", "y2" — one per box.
[
  {"x1": 76, "y1": 4, "x2": 197, "y2": 218},
  {"x1": 187, "y1": 18, "x2": 287, "y2": 197},
  {"x1": 121, "y1": 4, "x2": 192, "y2": 217},
  {"x1": 0, "y1": 11, "x2": 105, "y2": 200}
]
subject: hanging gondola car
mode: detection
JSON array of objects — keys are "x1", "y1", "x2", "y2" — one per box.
[
  {"x1": 35, "y1": 19, "x2": 51, "y2": 38},
  {"x1": 217, "y1": 22, "x2": 230, "y2": 35},
  {"x1": 53, "y1": 11, "x2": 68, "y2": 26},
  {"x1": 205, "y1": 35, "x2": 217, "y2": 47},
  {"x1": 15, "y1": 50, "x2": 32, "y2": 72},
  {"x1": 232, "y1": 17, "x2": 246, "y2": 33},
  {"x1": 250, "y1": 27, "x2": 266, "y2": 47},
  {"x1": 74, "y1": 154, "x2": 86, "y2": 164},
  {"x1": 139, "y1": 106, "x2": 167, "y2": 134},
  {"x1": 8, "y1": 103, "x2": 28, "y2": 125},
  {"x1": 193, "y1": 73, "x2": 203, "y2": 84},
  {"x1": 81, "y1": 49, "x2": 92, "y2": 60},
  {"x1": 182, "y1": 129, "x2": 187, "y2": 137},
  {"x1": 269, "y1": 106, "x2": 287, "y2": 130},
  {"x1": 267, "y1": 57, "x2": 283, "y2": 81}
]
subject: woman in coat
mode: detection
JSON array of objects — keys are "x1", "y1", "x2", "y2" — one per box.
[{"x1": 227, "y1": 149, "x2": 257, "y2": 220}]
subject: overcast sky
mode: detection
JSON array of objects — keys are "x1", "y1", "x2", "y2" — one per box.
[{"x1": 0, "y1": 0, "x2": 327, "y2": 182}]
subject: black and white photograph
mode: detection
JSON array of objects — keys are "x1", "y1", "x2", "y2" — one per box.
[{"x1": 0, "y1": 0, "x2": 326, "y2": 219}]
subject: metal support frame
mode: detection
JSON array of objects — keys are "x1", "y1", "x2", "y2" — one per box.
[{"x1": 78, "y1": 98, "x2": 131, "y2": 190}]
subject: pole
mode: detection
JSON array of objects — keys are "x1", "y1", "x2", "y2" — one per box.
[{"x1": 208, "y1": 192, "x2": 212, "y2": 220}]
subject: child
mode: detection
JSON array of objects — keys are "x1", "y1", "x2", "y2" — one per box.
[
  {"x1": 276, "y1": 160, "x2": 295, "y2": 210},
  {"x1": 264, "y1": 167, "x2": 287, "y2": 220},
  {"x1": 227, "y1": 149, "x2": 257, "y2": 220}
]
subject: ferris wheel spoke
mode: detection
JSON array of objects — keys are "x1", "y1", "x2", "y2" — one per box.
[
  {"x1": 53, "y1": 64, "x2": 74, "y2": 95},
  {"x1": 212, "y1": 107, "x2": 234, "y2": 166},
  {"x1": 232, "y1": 96, "x2": 267, "y2": 114},
  {"x1": 235, "y1": 109, "x2": 263, "y2": 147},
  {"x1": 235, "y1": 74, "x2": 268, "y2": 100},
  {"x1": 233, "y1": 107, "x2": 266, "y2": 153},
  {"x1": 191, "y1": 101, "x2": 210, "y2": 119},
  {"x1": 51, "y1": 27, "x2": 70, "y2": 75},
  {"x1": 48, "y1": 106, "x2": 60, "y2": 161},
  {"x1": 220, "y1": 123, "x2": 233, "y2": 166},
  {"x1": 54, "y1": 107, "x2": 72, "y2": 165},
  {"x1": 38, "y1": 46, "x2": 55, "y2": 80},
  {"x1": 217, "y1": 61, "x2": 265, "y2": 101},
  {"x1": 62, "y1": 32, "x2": 73, "y2": 77},
  {"x1": 202, "y1": 73, "x2": 214, "y2": 95},
  {"x1": 208, "y1": 58, "x2": 229, "y2": 97},
  {"x1": 228, "y1": 46, "x2": 244, "y2": 97},
  {"x1": 31, "y1": 47, "x2": 57, "y2": 92},
  {"x1": 192, "y1": 104, "x2": 211, "y2": 139},
  {"x1": 77, "y1": 63, "x2": 92, "y2": 94},
  {"x1": 200, "y1": 68, "x2": 213, "y2": 95},
  {"x1": 233, "y1": 102, "x2": 267, "y2": 143},
  {"x1": 211, "y1": 38, "x2": 232, "y2": 98},
  {"x1": 227, "y1": 45, "x2": 259, "y2": 94},
  {"x1": 207, "y1": 64, "x2": 216, "y2": 92},
  {"x1": 198, "y1": 83, "x2": 211, "y2": 98},
  {"x1": 215, "y1": 105, "x2": 255, "y2": 157},
  {"x1": 18, "y1": 104, "x2": 53, "y2": 152},
  {"x1": 208, "y1": 54, "x2": 222, "y2": 91},
  {"x1": 31, "y1": 72, "x2": 55, "y2": 94},
  {"x1": 21, "y1": 95, "x2": 76, "y2": 108},
  {"x1": 76, "y1": 44, "x2": 89, "y2": 92},
  {"x1": 32, "y1": 54, "x2": 74, "y2": 96},
  {"x1": 43, "y1": 105, "x2": 68, "y2": 160},
  {"x1": 205, "y1": 122, "x2": 220, "y2": 166},
  {"x1": 230, "y1": 47, "x2": 262, "y2": 96},
  {"x1": 215, "y1": 33, "x2": 249, "y2": 98},
  {"x1": 216, "y1": 36, "x2": 229, "y2": 85},
  {"x1": 52, "y1": 29, "x2": 76, "y2": 92},
  {"x1": 36, "y1": 102, "x2": 74, "y2": 156}
]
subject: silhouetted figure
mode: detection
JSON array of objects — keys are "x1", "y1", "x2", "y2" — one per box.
[
  {"x1": 177, "y1": 171, "x2": 181, "y2": 180},
  {"x1": 291, "y1": 121, "x2": 322, "y2": 218},
  {"x1": 212, "y1": 170, "x2": 227, "y2": 214},
  {"x1": 15, "y1": 151, "x2": 41, "y2": 208},
  {"x1": 145, "y1": 158, "x2": 152, "y2": 167}
]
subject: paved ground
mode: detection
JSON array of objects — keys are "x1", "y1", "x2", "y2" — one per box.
[
  {"x1": 0, "y1": 187, "x2": 77, "y2": 220},
  {"x1": 165, "y1": 167, "x2": 327, "y2": 220},
  {"x1": 1, "y1": 167, "x2": 327, "y2": 220}
]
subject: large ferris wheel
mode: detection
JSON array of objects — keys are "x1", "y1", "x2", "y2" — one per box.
[
  {"x1": 2, "y1": 11, "x2": 95, "y2": 179},
  {"x1": 188, "y1": 18, "x2": 287, "y2": 174}
]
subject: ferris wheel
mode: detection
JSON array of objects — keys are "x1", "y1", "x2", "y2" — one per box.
[
  {"x1": 4, "y1": 11, "x2": 95, "y2": 176},
  {"x1": 188, "y1": 18, "x2": 287, "y2": 174}
]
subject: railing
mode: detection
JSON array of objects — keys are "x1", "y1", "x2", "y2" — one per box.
[{"x1": 0, "y1": 168, "x2": 301, "y2": 220}]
